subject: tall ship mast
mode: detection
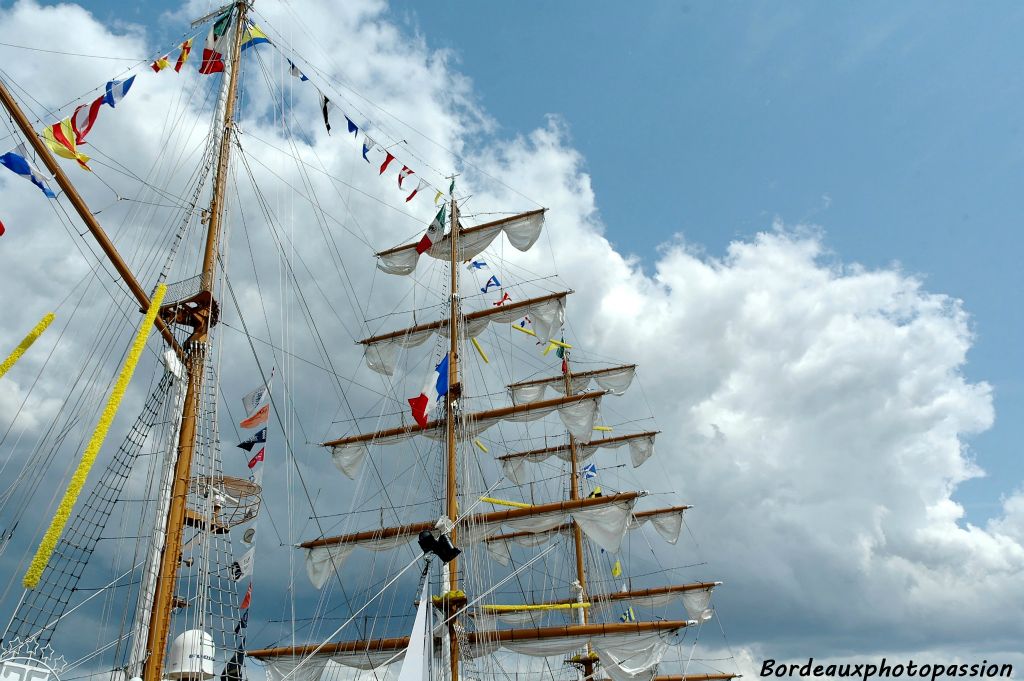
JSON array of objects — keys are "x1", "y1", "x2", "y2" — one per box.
[{"x1": 0, "y1": 4, "x2": 741, "y2": 681}]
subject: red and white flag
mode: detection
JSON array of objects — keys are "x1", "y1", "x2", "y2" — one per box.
[
  {"x1": 380, "y1": 152, "x2": 395, "y2": 175},
  {"x1": 405, "y1": 178, "x2": 426, "y2": 203},
  {"x1": 71, "y1": 96, "x2": 104, "y2": 145},
  {"x1": 398, "y1": 165, "x2": 414, "y2": 189}
]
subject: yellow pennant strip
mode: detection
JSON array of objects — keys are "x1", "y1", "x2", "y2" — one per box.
[
  {"x1": 474, "y1": 439, "x2": 489, "y2": 453},
  {"x1": 512, "y1": 324, "x2": 537, "y2": 337},
  {"x1": 547, "y1": 339, "x2": 572, "y2": 350},
  {"x1": 0, "y1": 312, "x2": 56, "y2": 380},
  {"x1": 542, "y1": 341, "x2": 557, "y2": 356},
  {"x1": 593, "y1": 426, "x2": 613, "y2": 432},
  {"x1": 471, "y1": 337, "x2": 489, "y2": 364},
  {"x1": 23, "y1": 285, "x2": 166, "y2": 588},
  {"x1": 483, "y1": 602, "x2": 591, "y2": 613},
  {"x1": 479, "y1": 496, "x2": 532, "y2": 510}
]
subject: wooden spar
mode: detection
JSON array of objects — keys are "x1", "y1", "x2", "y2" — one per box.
[
  {"x1": 298, "y1": 492, "x2": 641, "y2": 549},
  {"x1": 470, "y1": 619, "x2": 690, "y2": 642},
  {"x1": 141, "y1": 4, "x2": 248, "y2": 680},
  {"x1": 508, "y1": 363, "x2": 637, "y2": 391},
  {"x1": 496, "y1": 442, "x2": 572, "y2": 461},
  {"x1": 247, "y1": 635, "x2": 411, "y2": 659},
  {"x1": 483, "y1": 503, "x2": 692, "y2": 544},
  {"x1": 246, "y1": 620, "x2": 690, "y2": 660},
  {"x1": 532, "y1": 582, "x2": 722, "y2": 608},
  {"x1": 358, "y1": 290, "x2": 569, "y2": 346},
  {"x1": 633, "y1": 504, "x2": 692, "y2": 520},
  {"x1": 495, "y1": 430, "x2": 661, "y2": 462},
  {"x1": 320, "y1": 390, "x2": 606, "y2": 448},
  {"x1": 0, "y1": 77, "x2": 182, "y2": 360},
  {"x1": 375, "y1": 208, "x2": 547, "y2": 258},
  {"x1": 446, "y1": 191, "x2": 461, "y2": 681},
  {"x1": 483, "y1": 523, "x2": 571, "y2": 543}
]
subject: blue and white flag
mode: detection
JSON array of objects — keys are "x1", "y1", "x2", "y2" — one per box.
[
  {"x1": 409, "y1": 354, "x2": 449, "y2": 428},
  {"x1": 346, "y1": 115, "x2": 358, "y2": 136},
  {"x1": 103, "y1": 76, "x2": 135, "y2": 108},
  {"x1": 0, "y1": 145, "x2": 57, "y2": 198},
  {"x1": 362, "y1": 135, "x2": 374, "y2": 162},
  {"x1": 581, "y1": 463, "x2": 597, "y2": 479},
  {"x1": 468, "y1": 260, "x2": 487, "y2": 270},
  {"x1": 287, "y1": 59, "x2": 308, "y2": 81},
  {"x1": 236, "y1": 427, "x2": 267, "y2": 452},
  {"x1": 480, "y1": 275, "x2": 501, "y2": 293}
]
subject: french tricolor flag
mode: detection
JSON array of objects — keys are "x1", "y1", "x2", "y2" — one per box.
[{"x1": 409, "y1": 354, "x2": 449, "y2": 428}]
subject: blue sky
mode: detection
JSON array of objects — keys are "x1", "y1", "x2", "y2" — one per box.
[
  {"x1": 380, "y1": 1, "x2": 1024, "y2": 523},
  {"x1": 64, "y1": 0, "x2": 1023, "y2": 520}
]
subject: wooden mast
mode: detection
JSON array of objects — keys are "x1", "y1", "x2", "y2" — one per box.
[
  {"x1": 562, "y1": 349, "x2": 597, "y2": 680},
  {"x1": 142, "y1": 4, "x2": 248, "y2": 680},
  {"x1": 0, "y1": 78, "x2": 181, "y2": 358},
  {"x1": 446, "y1": 187, "x2": 461, "y2": 681}
]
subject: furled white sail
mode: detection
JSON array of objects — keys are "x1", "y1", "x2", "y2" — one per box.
[
  {"x1": 363, "y1": 293, "x2": 565, "y2": 376},
  {"x1": 376, "y1": 209, "x2": 545, "y2": 276},
  {"x1": 254, "y1": 623, "x2": 686, "y2": 679},
  {"x1": 510, "y1": 365, "x2": 636, "y2": 404},
  {"x1": 594, "y1": 632, "x2": 673, "y2": 681},
  {"x1": 462, "y1": 629, "x2": 675, "y2": 675},
  {"x1": 304, "y1": 532, "x2": 416, "y2": 588},
  {"x1": 263, "y1": 657, "x2": 329, "y2": 681},
  {"x1": 305, "y1": 495, "x2": 636, "y2": 588},
  {"x1": 485, "y1": 506, "x2": 687, "y2": 567},
  {"x1": 264, "y1": 652, "x2": 402, "y2": 679},
  {"x1": 484, "y1": 526, "x2": 565, "y2": 567},
  {"x1": 629, "y1": 508, "x2": 685, "y2": 545},
  {"x1": 471, "y1": 609, "x2": 548, "y2": 629},
  {"x1": 500, "y1": 432, "x2": 657, "y2": 485},
  {"x1": 590, "y1": 584, "x2": 720, "y2": 623},
  {"x1": 679, "y1": 587, "x2": 716, "y2": 623},
  {"x1": 329, "y1": 392, "x2": 603, "y2": 479}
]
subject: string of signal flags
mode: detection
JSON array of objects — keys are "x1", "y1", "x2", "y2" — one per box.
[
  {"x1": 0, "y1": 8, "x2": 271, "y2": 235},
  {"x1": 1, "y1": 8, "x2": 451, "y2": 234}
]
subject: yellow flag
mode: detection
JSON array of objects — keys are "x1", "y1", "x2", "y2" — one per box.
[
  {"x1": 43, "y1": 119, "x2": 90, "y2": 170},
  {"x1": 611, "y1": 559, "x2": 622, "y2": 577}
]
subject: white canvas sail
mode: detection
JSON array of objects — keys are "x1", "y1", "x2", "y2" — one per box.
[
  {"x1": 304, "y1": 495, "x2": 638, "y2": 588},
  {"x1": 363, "y1": 292, "x2": 566, "y2": 375},
  {"x1": 328, "y1": 391, "x2": 603, "y2": 479},
  {"x1": 377, "y1": 209, "x2": 545, "y2": 275},
  {"x1": 500, "y1": 431, "x2": 658, "y2": 485},
  {"x1": 510, "y1": 364, "x2": 637, "y2": 404}
]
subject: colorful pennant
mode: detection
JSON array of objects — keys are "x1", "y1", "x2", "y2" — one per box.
[
  {"x1": 1, "y1": 145, "x2": 57, "y2": 198},
  {"x1": 174, "y1": 39, "x2": 193, "y2": 72}
]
